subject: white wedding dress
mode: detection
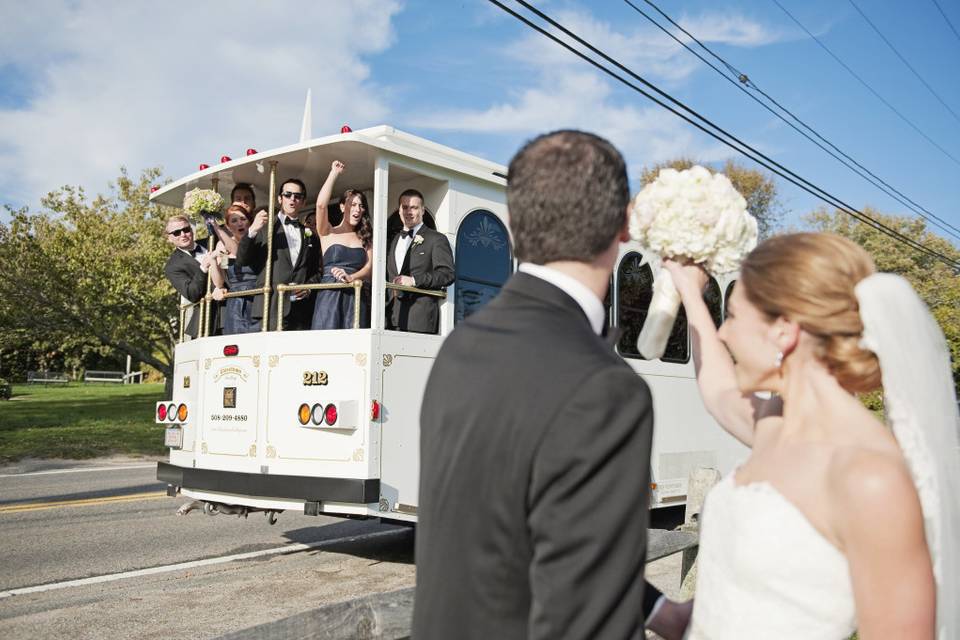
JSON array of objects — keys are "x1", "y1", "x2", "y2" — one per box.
[
  {"x1": 685, "y1": 274, "x2": 960, "y2": 639},
  {"x1": 686, "y1": 474, "x2": 856, "y2": 639}
]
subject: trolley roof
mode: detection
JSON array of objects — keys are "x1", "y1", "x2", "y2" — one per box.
[{"x1": 149, "y1": 125, "x2": 507, "y2": 208}]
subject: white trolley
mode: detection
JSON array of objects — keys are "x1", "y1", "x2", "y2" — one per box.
[{"x1": 152, "y1": 126, "x2": 746, "y2": 523}]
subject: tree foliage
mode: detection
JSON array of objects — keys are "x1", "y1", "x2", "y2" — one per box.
[
  {"x1": 640, "y1": 158, "x2": 784, "y2": 238},
  {"x1": 0, "y1": 168, "x2": 180, "y2": 381},
  {"x1": 805, "y1": 207, "x2": 960, "y2": 395}
]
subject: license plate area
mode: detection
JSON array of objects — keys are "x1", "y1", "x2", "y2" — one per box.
[{"x1": 164, "y1": 426, "x2": 183, "y2": 448}]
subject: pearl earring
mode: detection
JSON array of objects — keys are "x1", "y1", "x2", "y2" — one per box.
[{"x1": 774, "y1": 351, "x2": 784, "y2": 368}]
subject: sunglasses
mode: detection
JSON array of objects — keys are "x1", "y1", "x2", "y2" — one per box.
[
  {"x1": 167, "y1": 226, "x2": 193, "y2": 237},
  {"x1": 281, "y1": 191, "x2": 305, "y2": 201}
]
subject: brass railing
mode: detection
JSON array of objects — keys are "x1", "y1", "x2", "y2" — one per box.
[
  {"x1": 384, "y1": 282, "x2": 447, "y2": 299},
  {"x1": 275, "y1": 281, "x2": 364, "y2": 331}
]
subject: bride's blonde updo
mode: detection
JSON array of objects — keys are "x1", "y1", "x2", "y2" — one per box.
[{"x1": 739, "y1": 232, "x2": 881, "y2": 393}]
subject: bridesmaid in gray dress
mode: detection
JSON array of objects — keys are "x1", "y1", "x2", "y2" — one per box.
[{"x1": 310, "y1": 160, "x2": 372, "y2": 330}]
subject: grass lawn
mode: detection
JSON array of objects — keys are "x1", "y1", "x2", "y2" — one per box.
[{"x1": 0, "y1": 382, "x2": 167, "y2": 462}]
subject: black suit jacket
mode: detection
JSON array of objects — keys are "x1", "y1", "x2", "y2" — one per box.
[
  {"x1": 235, "y1": 217, "x2": 320, "y2": 330},
  {"x1": 385, "y1": 226, "x2": 454, "y2": 334},
  {"x1": 164, "y1": 244, "x2": 213, "y2": 339},
  {"x1": 414, "y1": 272, "x2": 658, "y2": 640}
]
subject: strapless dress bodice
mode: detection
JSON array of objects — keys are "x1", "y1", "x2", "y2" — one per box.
[{"x1": 687, "y1": 474, "x2": 857, "y2": 639}]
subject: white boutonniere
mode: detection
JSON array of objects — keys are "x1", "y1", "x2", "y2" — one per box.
[
  {"x1": 413, "y1": 234, "x2": 424, "y2": 246},
  {"x1": 304, "y1": 228, "x2": 313, "y2": 238}
]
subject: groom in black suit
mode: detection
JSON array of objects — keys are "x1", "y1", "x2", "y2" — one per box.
[
  {"x1": 385, "y1": 189, "x2": 454, "y2": 334},
  {"x1": 236, "y1": 178, "x2": 320, "y2": 330},
  {"x1": 414, "y1": 131, "x2": 688, "y2": 639}
]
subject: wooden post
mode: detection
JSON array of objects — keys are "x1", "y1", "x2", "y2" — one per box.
[{"x1": 679, "y1": 467, "x2": 721, "y2": 600}]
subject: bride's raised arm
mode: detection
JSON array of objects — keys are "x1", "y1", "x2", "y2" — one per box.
[
  {"x1": 663, "y1": 260, "x2": 777, "y2": 446},
  {"x1": 315, "y1": 160, "x2": 345, "y2": 236}
]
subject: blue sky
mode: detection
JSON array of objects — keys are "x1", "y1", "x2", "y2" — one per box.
[{"x1": 1, "y1": 0, "x2": 958, "y2": 247}]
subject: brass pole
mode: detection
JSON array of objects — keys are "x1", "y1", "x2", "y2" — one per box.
[
  {"x1": 353, "y1": 281, "x2": 361, "y2": 329},
  {"x1": 261, "y1": 161, "x2": 278, "y2": 331},
  {"x1": 277, "y1": 287, "x2": 285, "y2": 332},
  {"x1": 179, "y1": 306, "x2": 186, "y2": 343},
  {"x1": 201, "y1": 176, "x2": 220, "y2": 337}
]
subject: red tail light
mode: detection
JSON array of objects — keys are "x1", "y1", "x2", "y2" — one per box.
[
  {"x1": 371, "y1": 400, "x2": 380, "y2": 421},
  {"x1": 157, "y1": 404, "x2": 167, "y2": 421},
  {"x1": 324, "y1": 403, "x2": 338, "y2": 426},
  {"x1": 223, "y1": 344, "x2": 239, "y2": 356}
]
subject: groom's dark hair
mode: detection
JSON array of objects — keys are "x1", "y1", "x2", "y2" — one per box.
[{"x1": 507, "y1": 129, "x2": 628, "y2": 264}]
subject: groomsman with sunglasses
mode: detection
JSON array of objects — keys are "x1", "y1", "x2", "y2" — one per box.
[
  {"x1": 236, "y1": 178, "x2": 320, "y2": 330},
  {"x1": 164, "y1": 214, "x2": 220, "y2": 339}
]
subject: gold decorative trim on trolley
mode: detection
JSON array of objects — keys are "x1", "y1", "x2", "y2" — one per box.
[{"x1": 275, "y1": 281, "x2": 364, "y2": 331}]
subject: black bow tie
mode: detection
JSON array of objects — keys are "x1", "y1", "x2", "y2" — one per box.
[
  {"x1": 282, "y1": 217, "x2": 299, "y2": 226},
  {"x1": 400, "y1": 229, "x2": 415, "y2": 239},
  {"x1": 190, "y1": 245, "x2": 205, "y2": 256}
]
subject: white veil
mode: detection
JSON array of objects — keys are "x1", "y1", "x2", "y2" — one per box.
[{"x1": 855, "y1": 273, "x2": 960, "y2": 639}]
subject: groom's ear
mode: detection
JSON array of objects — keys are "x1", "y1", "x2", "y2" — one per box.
[{"x1": 618, "y1": 204, "x2": 632, "y2": 242}]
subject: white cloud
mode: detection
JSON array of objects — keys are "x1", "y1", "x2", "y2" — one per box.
[
  {"x1": 0, "y1": 1, "x2": 401, "y2": 209},
  {"x1": 677, "y1": 13, "x2": 785, "y2": 47}
]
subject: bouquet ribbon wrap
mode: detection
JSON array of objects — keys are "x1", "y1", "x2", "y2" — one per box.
[
  {"x1": 629, "y1": 165, "x2": 758, "y2": 359},
  {"x1": 637, "y1": 269, "x2": 681, "y2": 359}
]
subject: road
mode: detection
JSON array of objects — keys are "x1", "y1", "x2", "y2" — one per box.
[{"x1": 0, "y1": 458, "x2": 416, "y2": 639}]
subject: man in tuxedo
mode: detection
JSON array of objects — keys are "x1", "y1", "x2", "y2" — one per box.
[
  {"x1": 414, "y1": 131, "x2": 690, "y2": 639},
  {"x1": 164, "y1": 214, "x2": 217, "y2": 339},
  {"x1": 236, "y1": 178, "x2": 320, "y2": 330},
  {"x1": 385, "y1": 189, "x2": 454, "y2": 334}
]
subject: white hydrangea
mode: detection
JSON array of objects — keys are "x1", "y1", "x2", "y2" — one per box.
[
  {"x1": 630, "y1": 165, "x2": 757, "y2": 275},
  {"x1": 183, "y1": 188, "x2": 224, "y2": 216}
]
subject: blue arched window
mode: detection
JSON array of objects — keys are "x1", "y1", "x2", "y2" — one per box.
[{"x1": 455, "y1": 210, "x2": 512, "y2": 323}]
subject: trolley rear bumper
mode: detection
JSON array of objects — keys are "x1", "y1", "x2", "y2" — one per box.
[{"x1": 157, "y1": 462, "x2": 380, "y2": 504}]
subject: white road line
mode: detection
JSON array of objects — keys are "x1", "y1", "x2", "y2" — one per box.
[
  {"x1": 0, "y1": 464, "x2": 156, "y2": 478},
  {"x1": 0, "y1": 528, "x2": 405, "y2": 599}
]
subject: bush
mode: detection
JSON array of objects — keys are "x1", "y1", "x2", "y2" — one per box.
[{"x1": 0, "y1": 379, "x2": 11, "y2": 400}]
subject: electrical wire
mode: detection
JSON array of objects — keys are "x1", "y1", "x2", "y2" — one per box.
[
  {"x1": 621, "y1": 0, "x2": 960, "y2": 242},
  {"x1": 485, "y1": 0, "x2": 960, "y2": 269},
  {"x1": 847, "y1": 0, "x2": 960, "y2": 127},
  {"x1": 931, "y1": 0, "x2": 960, "y2": 45},
  {"x1": 770, "y1": 0, "x2": 960, "y2": 168}
]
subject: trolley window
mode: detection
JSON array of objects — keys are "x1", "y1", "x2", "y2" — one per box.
[
  {"x1": 615, "y1": 252, "x2": 689, "y2": 363},
  {"x1": 705, "y1": 277, "x2": 723, "y2": 329},
  {"x1": 454, "y1": 210, "x2": 512, "y2": 323},
  {"x1": 724, "y1": 280, "x2": 736, "y2": 321}
]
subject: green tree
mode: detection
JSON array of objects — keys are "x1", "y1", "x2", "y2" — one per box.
[
  {"x1": 639, "y1": 158, "x2": 784, "y2": 238},
  {"x1": 805, "y1": 207, "x2": 960, "y2": 395},
  {"x1": 0, "y1": 168, "x2": 180, "y2": 387}
]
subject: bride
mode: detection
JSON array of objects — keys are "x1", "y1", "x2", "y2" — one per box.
[{"x1": 664, "y1": 232, "x2": 958, "y2": 639}]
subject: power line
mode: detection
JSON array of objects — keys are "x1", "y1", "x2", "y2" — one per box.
[
  {"x1": 847, "y1": 0, "x2": 960, "y2": 127},
  {"x1": 485, "y1": 0, "x2": 960, "y2": 269},
  {"x1": 931, "y1": 0, "x2": 960, "y2": 45},
  {"x1": 770, "y1": 0, "x2": 960, "y2": 168},
  {"x1": 620, "y1": 0, "x2": 960, "y2": 242}
]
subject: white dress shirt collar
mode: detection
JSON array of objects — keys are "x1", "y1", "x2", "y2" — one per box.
[{"x1": 518, "y1": 262, "x2": 606, "y2": 336}]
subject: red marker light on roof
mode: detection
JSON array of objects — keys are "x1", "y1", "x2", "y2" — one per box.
[
  {"x1": 223, "y1": 345, "x2": 239, "y2": 356},
  {"x1": 150, "y1": 186, "x2": 159, "y2": 193},
  {"x1": 371, "y1": 400, "x2": 380, "y2": 421},
  {"x1": 324, "y1": 403, "x2": 338, "y2": 426},
  {"x1": 220, "y1": 155, "x2": 231, "y2": 163},
  {"x1": 199, "y1": 163, "x2": 210, "y2": 170},
  {"x1": 340, "y1": 125, "x2": 352, "y2": 133},
  {"x1": 246, "y1": 148, "x2": 257, "y2": 156}
]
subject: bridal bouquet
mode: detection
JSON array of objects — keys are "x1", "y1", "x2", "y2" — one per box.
[
  {"x1": 183, "y1": 188, "x2": 224, "y2": 217},
  {"x1": 630, "y1": 165, "x2": 758, "y2": 359}
]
